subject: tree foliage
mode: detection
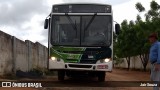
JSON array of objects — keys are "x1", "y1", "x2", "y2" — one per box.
[
  {"x1": 114, "y1": 0, "x2": 160, "y2": 71},
  {"x1": 135, "y1": 2, "x2": 145, "y2": 12}
]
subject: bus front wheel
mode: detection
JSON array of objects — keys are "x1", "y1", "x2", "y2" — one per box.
[
  {"x1": 58, "y1": 70, "x2": 65, "y2": 81},
  {"x1": 98, "y1": 71, "x2": 106, "y2": 82}
]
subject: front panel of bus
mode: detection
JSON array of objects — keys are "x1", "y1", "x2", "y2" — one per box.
[{"x1": 48, "y1": 4, "x2": 113, "y2": 71}]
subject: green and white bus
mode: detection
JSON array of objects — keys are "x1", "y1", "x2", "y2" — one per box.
[{"x1": 44, "y1": 3, "x2": 120, "y2": 81}]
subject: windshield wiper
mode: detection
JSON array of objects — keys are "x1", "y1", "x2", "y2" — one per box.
[
  {"x1": 84, "y1": 14, "x2": 96, "y2": 31},
  {"x1": 66, "y1": 15, "x2": 78, "y2": 37}
]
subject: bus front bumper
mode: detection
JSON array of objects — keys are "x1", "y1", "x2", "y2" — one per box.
[{"x1": 49, "y1": 60, "x2": 112, "y2": 72}]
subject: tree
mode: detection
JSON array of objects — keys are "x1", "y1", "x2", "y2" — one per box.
[
  {"x1": 115, "y1": 20, "x2": 137, "y2": 70},
  {"x1": 114, "y1": 0, "x2": 160, "y2": 71},
  {"x1": 134, "y1": 20, "x2": 150, "y2": 71},
  {"x1": 135, "y1": 1, "x2": 160, "y2": 71}
]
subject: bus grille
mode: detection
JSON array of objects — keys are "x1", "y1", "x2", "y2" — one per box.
[
  {"x1": 80, "y1": 60, "x2": 97, "y2": 64},
  {"x1": 68, "y1": 64, "x2": 92, "y2": 68}
]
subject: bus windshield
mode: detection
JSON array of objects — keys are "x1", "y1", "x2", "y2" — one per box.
[{"x1": 51, "y1": 15, "x2": 112, "y2": 47}]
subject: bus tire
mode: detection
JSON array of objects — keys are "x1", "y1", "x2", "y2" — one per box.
[
  {"x1": 58, "y1": 71, "x2": 65, "y2": 81},
  {"x1": 98, "y1": 71, "x2": 105, "y2": 82}
]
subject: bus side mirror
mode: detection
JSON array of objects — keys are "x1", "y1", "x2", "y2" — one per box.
[
  {"x1": 44, "y1": 19, "x2": 48, "y2": 29},
  {"x1": 115, "y1": 24, "x2": 120, "y2": 35}
]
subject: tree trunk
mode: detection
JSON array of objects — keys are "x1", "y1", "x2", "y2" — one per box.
[
  {"x1": 143, "y1": 64, "x2": 147, "y2": 71},
  {"x1": 126, "y1": 57, "x2": 130, "y2": 71},
  {"x1": 139, "y1": 53, "x2": 149, "y2": 71}
]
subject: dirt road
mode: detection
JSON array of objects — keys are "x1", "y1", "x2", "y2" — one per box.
[{"x1": 0, "y1": 69, "x2": 154, "y2": 90}]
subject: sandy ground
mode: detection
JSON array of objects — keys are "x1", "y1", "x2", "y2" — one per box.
[{"x1": 0, "y1": 68, "x2": 156, "y2": 90}]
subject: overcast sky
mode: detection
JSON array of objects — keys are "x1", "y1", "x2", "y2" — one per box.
[{"x1": 0, "y1": 0, "x2": 159, "y2": 47}]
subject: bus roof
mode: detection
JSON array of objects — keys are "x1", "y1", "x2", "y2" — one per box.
[
  {"x1": 52, "y1": 3, "x2": 112, "y2": 13},
  {"x1": 52, "y1": 3, "x2": 111, "y2": 6}
]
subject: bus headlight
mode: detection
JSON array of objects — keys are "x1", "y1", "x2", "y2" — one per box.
[
  {"x1": 104, "y1": 58, "x2": 110, "y2": 62},
  {"x1": 100, "y1": 58, "x2": 111, "y2": 63},
  {"x1": 51, "y1": 57, "x2": 56, "y2": 61}
]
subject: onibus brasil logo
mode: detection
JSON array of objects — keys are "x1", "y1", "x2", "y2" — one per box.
[{"x1": 1, "y1": 82, "x2": 42, "y2": 88}]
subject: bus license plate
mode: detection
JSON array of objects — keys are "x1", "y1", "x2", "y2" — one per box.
[
  {"x1": 88, "y1": 55, "x2": 94, "y2": 59},
  {"x1": 97, "y1": 65, "x2": 108, "y2": 69}
]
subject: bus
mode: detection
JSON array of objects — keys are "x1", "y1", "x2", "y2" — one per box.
[{"x1": 44, "y1": 3, "x2": 120, "y2": 81}]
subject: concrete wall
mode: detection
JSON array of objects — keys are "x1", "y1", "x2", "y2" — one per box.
[
  {"x1": 0, "y1": 30, "x2": 48, "y2": 75},
  {"x1": 0, "y1": 31, "x2": 13, "y2": 75},
  {"x1": 0, "y1": 30, "x2": 151, "y2": 75},
  {"x1": 114, "y1": 56, "x2": 151, "y2": 70}
]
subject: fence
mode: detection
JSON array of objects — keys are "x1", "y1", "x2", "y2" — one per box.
[
  {"x1": 114, "y1": 56, "x2": 151, "y2": 70},
  {"x1": 0, "y1": 30, "x2": 152, "y2": 75},
  {"x1": 0, "y1": 30, "x2": 48, "y2": 75}
]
